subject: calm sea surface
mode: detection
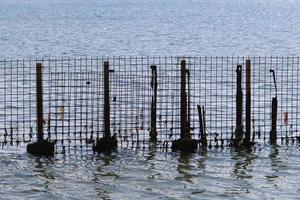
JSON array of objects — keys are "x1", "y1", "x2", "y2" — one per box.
[{"x1": 0, "y1": 0, "x2": 300, "y2": 199}]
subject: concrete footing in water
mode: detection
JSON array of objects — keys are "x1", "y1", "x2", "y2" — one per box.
[
  {"x1": 171, "y1": 138, "x2": 198, "y2": 152},
  {"x1": 93, "y1": 136, "x2": 117, "y2": 153},
  {"x1": 27, "y1": 140, "x2": 55, "y2": 156}
]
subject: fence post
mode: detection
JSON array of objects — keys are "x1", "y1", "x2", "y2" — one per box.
[
  {"x1": 27, "y1": 63, "x2": 54, "y2": 156},
  {"x1": 180, "y1": 60, "x2": 189, "y2": 139},
  {"x1": 104, "y1": 61, "x2": 110, "y2": 138},
  {"x1": 270, "y1": 97, "x2": 277, "y2": 144},
  {"x1": 36, "y1": 63, "x2": 44, "y2": 142},
  {"x1": 270, "y1": 69, "x2": 277, "y2": 144},
  {"x1": 171, "y1": 59, "x2": 198, "y2": 152},
  {"x1": 235, "y1": 65, "x2": 243, "y2": 146},
  {"x1": 186, "y1": 69, "x2": 191, "y2": 133},
  {"x1": 150, "y1": 65, "x2": 157, "y2": 141},
  {"x1": 245, "y1": 59, "x2": 251, "y2": 146},
  {"x1": 197, "y1": 105, "x2": 207, "y2": 147},
  {"x1": 93, "y1": 61, "x2": 117, "y2": 152}
]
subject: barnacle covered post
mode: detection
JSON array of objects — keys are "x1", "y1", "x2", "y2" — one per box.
[
  {"x1": 93, "y1": 61, "x2": 117, "y2": 152},
  {"x1": 27, "y1": 63, "x2": 54, "y2": 156},
  {"x1": 171, "y1": 59, "x2": 198, "y2": 152}
]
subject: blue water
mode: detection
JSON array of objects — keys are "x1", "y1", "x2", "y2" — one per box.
[
  {"x1": 1, "y1": 0, "x2": 300, "y2": 199},
  {"x1": 1, "y1": 0, "x2": 300, "y2": 58}
]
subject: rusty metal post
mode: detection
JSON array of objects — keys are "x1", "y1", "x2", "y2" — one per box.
[
  {"x1": 180, "y1": 60, "x2": 189, "y2": 139},
  {"x1": 245, "y1": 59, "x2": 251, "y2": 144},
  {"x1": 235, "y1": 65, "x2": 243, "y2": 144},
  {"x1": 36, "y1": 63, "x2": 44, "y2": 142},
  {"x1": 270, "y1": 97, "x2": 278, "y2": 144},
  {"x1": 150, "y1": 65, "x2": 157, "y2": 141},
  {"x1": 270, "y1": 69, "x2": 277, "y2": 144},
  {"x1": 103, "y1": 61, "x2": 110, "y2": 138}
]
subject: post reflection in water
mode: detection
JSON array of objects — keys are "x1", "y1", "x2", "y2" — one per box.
[
  {"x1": 228, "y1": 147, "x2": 258, "y2": 195},
  {"x1": 33, "y1": 157, "x2": 55, "y2": 192},
  {"x1": 266, "y1": 144, "x2": 281, "y2": 184},
  {"x1": 175, "y1": 148, "x2": 207, "y2": 184},
  {"x1": 231, "y1": 147, "x2": 257, "y2": 179},
  {"x1": 92, "y1": 152, "x2": 119, "y2": 200}
]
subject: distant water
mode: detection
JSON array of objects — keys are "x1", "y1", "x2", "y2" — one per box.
[
  {"x1": 1, "y1": 0, "x2": 300, "y2": 58},
  {"x1": 1, "y1": 0, "x2": 300, "y2": 199}
]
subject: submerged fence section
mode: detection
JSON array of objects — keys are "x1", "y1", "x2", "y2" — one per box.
[{"x1": 0, "y1": 57, "x2": 299, "y2": 152}]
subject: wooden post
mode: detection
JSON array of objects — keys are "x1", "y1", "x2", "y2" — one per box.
[
  {"x1": 103, "y1": 61, "x2": 110, "y2": 138},
  {"x1": 197, "y1": 105, "x2": 207, "y2": 146},
  {"x1": 171, "y1": 59, "x2": 197, "y2": 152},
  {"x1": 92, "y1": 61, "x2": 117, "y2": 152},
  {"x1": 180, "y1": 60, "x2": 189, "y2": 139},
  {"x1": 270, "y1": 97, "x2": 277, "y2": 144},
  {"x1": 235, "y1": 65, "x2": 243, "y2": 143},
  {"x1": 36, "y1": 63, "x2": 44, "y2": 142},
  {"x1": 245, "y1": 59, "x2": 251, "y2": 144},
  {"x1": 150, "y1": 65, "x2": 157, "y2": 141},
  {"x1": 27, "y1": 63, "x2": 54, "y2": 156},
  {"x1": 187, "y1": 69, "x2": 191, "y2": 133}
]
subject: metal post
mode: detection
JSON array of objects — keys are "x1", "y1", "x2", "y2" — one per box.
[
  {"x1": 150, "y1": 65, "x2": 157, "y2": 141},
  {"x1": 270, "y1": 97, "x2": 277, "y2": 144},
  {"x1": 235, "y1": 65, "x2": 243, "y2": 143},
  {"x1": 180, "y1": 60, "x2": 189, "y2": 139},
  {"x1": 245, "y1": 59, "x2": 251, "y2": 144},
  {"x1": 270, "y1": 69, "x2": 278, "y2": 144},
  {"x1": 36, "y1": 63, "x2": 44, "y2": 142},
  {"x1": 103, "y1": 61, "x2": 110, "y2": 138}
]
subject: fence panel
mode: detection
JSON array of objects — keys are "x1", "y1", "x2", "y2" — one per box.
[{"x1": 0, "y1": 57, "x2": 299, "y2": 152}]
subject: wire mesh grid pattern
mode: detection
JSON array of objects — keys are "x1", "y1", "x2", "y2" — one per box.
[{"x1": 0, "y1": 57, "x2": 299, "y2": 152}]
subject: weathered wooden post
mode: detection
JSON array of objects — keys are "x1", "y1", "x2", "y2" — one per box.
[
  {"x1": 197, "y1": 105, "x2": 207, "y2": 147},
  {"x1": 234, "y1": 65, "x2": 243, "y2": 146},
  {"x1": 245, "y1": 59, "x2": 251, "y2": 146},
  {"x1": 171, "y1": 59, "x2": 198, "y2": 152},
  {"x1": 93, "y1": 61, "x2": 117, "y2": 152},
  {"x1": 27, "y1": 63, "x2": 54, "y2": 156},
  {"x1": 270, "y1": 69, "x2": 277, "y2": 144},
  {"x1": 150, "y1": 65, "x2": 158, "y2": 141},
  {"x1": 104, "y1": 61, "x2": 110, "y2": 138},
  {"x1": 187, "y1": 69, "x2": 191, "y2": 133},
  {"x1": 180, "y1": 60, "x2": 188, "y2": 139}
]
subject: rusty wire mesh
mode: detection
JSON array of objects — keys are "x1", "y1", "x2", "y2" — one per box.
[{"x1": 0, "y1": 57, "x2": 299, "y2": 153}]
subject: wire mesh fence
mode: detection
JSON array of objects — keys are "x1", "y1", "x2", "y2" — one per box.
[{"x1": 0, "y1": 57, "x2": 299, "y2": 153}]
